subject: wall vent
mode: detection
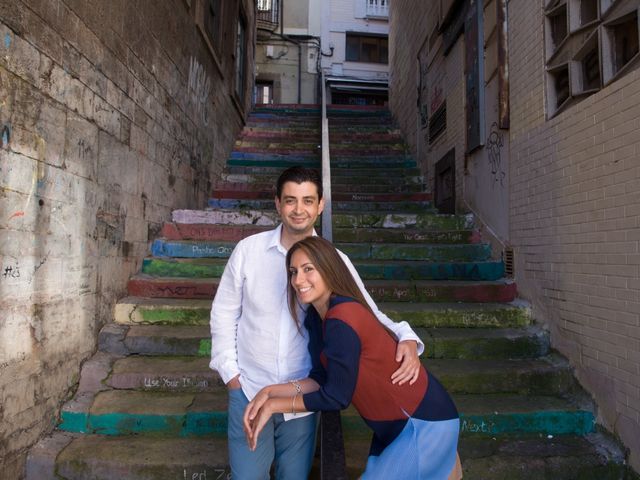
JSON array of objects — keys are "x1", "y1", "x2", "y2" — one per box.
[{"x1": 504, "y1": 247, "x2": 514, "y2": 277}]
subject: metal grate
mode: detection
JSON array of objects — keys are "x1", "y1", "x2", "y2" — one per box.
[
  {"x1": 504, "y1": 247, "x2": 514, "y2": 277},
  {"x1": 428, "y1": 102, "x2": 446, "y2": 143}
]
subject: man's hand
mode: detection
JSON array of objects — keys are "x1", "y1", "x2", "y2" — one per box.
[
  {"x1": 227, "y1": 375, "x2": 242, "y2": 390},
  {"x1": 391, "y1": 340, "x2": 420, "y2": 385}
]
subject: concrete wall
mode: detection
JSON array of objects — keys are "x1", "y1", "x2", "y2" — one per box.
[
  {"x1": 390, "y1": 0, "x2": 640, "y2": 471},
  {"x1": 0, "y1": 0, "x2": 255, "y2": 476}
]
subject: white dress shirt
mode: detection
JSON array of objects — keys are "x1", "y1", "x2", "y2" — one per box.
[{"x1": 210, "y1": 225, "x2": 424, "y2": 419}]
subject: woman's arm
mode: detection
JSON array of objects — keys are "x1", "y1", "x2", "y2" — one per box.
[{"x1": 243, "y1": 379, "x2": 320, "y2": 451}]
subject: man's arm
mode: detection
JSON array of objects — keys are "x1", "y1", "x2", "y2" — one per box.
[
  {"x1": 337, "y1": 249, "x2": 424, "y2": 385},
  {"x1": 210, "y1": 244, "x2": 245, "y2": 387},
  {"x1": 337, "y1": 250, "x2": 424, "y2": 353}
]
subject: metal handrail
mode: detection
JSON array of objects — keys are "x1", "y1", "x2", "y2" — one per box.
[
  {"x1": 319, "y1": 70, "x2": 347, "y2": 480},
  {"x1": 320, "y1": 70, "x2": 333, "y2": 242}
]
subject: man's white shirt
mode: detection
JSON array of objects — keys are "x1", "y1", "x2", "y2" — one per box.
[{"x1": 210, "y1": 225, "x2": 423, "y2": 419}]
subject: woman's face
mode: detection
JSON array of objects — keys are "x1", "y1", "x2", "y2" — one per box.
[{"x1": 289, "y1": 249, "x2": 331, "y2": 310}]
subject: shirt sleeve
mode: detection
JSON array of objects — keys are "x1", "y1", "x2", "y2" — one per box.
[
  {"x1": 304, "y1": 307, "x2": 327, "y2": 385},
  {"x1": 302, "y1": 318, "x2": 361, "y2": 412},
  {"x1": 337, "y1": 249, "x2": 425, "y2": 355},
  {"x1": 209, "y1": 241, "x2": 245, "y2": 384}
]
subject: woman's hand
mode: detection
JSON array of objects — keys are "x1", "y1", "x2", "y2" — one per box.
[
  {"x1": 244, "y1": 398, "x2": 274, "y2": 451},
  {"x1": 243, "y1": 387, "x2": 272, "y2": 448},
  {"x1": 391, "y1": 340, "x2": 420, "y2": 385}
]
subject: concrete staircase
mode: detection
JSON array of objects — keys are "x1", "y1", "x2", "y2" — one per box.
[{"x1": 27, "y1": 105, "x2": 631, "y2": 479}]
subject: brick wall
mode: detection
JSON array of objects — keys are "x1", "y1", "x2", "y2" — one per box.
[
  {"x1": 509, "y1": 0, "x2": 640, "y2": 470},
  {"x1": 0, "y1": 0, "x2": 255, "y2": 476},
  {"x1": 390, "y1": 0, "x2": 640, "y2": 470}
]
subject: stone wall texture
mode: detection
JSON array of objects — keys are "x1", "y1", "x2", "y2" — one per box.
[
  {"x1": 390, "y1": 0, "x2": 640, "y2": 471},
  {"x1": 0, "y1": 0, "x2": 255, "y2": 476}
]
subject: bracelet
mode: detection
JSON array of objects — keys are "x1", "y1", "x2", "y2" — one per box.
[
  {"x1": 291, "y1": 392, "x2": 299, "y2": 416},
  {"x1": 290, "y1": 380, "x2": 302, "y2": 394}
]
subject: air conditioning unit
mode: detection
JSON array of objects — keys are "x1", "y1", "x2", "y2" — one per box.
[{"x1": 265, "y1": 45, "x2": 274, "y2": 58}]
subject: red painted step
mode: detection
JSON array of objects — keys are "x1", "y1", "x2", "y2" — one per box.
[{"x1": 161, "y1": 223, "x2": 269, "y2": 242}]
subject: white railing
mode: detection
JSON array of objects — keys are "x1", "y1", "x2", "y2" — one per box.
[
  {"x1": 320, "y1": 70, "x2": 333, "y2": 242},
  {"x1": 366, "y1": 0, "x2": 389, "y2": 18}
]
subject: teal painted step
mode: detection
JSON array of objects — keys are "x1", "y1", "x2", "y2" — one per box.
[
  {"x1": 115, "y1": 297, "x2": 530, "y2": 328},
  {"x1": 221, "y1": 172, "x2": 424, "y2": 186},
  {"x1": 58, "y1": 389, "x2": 593, "y2": 438},
  {"x1": 150, "y1": 239, "x2": 490, "y2": 262},
  {"x1": 354, "y1": 259, "x2": 504, "y2": 281}
]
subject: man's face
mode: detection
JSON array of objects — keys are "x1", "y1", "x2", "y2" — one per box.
[{"x1": 275, "y1": 181, "x2": 325, "y2": 237}]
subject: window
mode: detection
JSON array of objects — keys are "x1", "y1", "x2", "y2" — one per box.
[
  {"x1": 235, "y1": 12, "x2": 247, "y2": 103},
  {"x1": 257, "y1": 0, "x2": 272, "y2": 10},
  {"x1": 255, "y1": 82, "x2": 274, "y2": 104},
  {"x1": 196, "y1": 0, "x2": 223, "y2": 73},
  {"x1": 345, "y1": 34, "x2": 388, "y2": 64},
  {"x1": 545, "y1": 1, "x2": 640, "y2": 118}
]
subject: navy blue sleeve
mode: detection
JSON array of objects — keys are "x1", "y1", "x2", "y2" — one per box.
[
  {"x1": 303, "y1": 318, "x2": 361, "y2": 412},
  {"x1": 304, "y1": 307, "x2": 326, "y2": 385}
]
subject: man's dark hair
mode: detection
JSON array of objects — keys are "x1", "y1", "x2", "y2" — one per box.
[{"x1": 276, "y1": 166, "x2": 323, "y2": 199}]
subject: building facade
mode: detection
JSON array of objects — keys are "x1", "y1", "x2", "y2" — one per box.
[
  {"x1": 0, "y1": 0, "x2": 255, "y2": 476},
  {"x1": 389, "y1": 0, "x2": 640, "y2": 471}
]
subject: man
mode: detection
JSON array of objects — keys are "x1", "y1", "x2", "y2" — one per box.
[{"x1": 210, "y1": 166, "x2": 423, "y2": 479}]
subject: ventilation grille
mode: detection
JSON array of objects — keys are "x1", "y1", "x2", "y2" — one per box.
[{"x1": 504, "y1": 247, "x2": 514, "y2": 277}]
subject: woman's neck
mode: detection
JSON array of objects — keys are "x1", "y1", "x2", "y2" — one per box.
[{"x1": 313, "y1": 297, "x2": 330, "y2": 319}]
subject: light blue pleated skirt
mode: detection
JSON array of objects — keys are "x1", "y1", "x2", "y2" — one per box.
[{"x1": 361, "y1": 417, "x2": 460, "y2": 479}]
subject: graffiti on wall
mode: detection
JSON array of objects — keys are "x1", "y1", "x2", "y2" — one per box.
[
  {"x1": 188, "y1": 57, "x2": 211, "y2": 126},
  {"x1": 487, "y1": 122, "x2": 505, "y2": 188}
]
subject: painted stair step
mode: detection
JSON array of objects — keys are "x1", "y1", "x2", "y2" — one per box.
[
  {"x1": 160, "y1": 223, "x2": 474, "y2": 244},
  {"x1": 333, "y1": 227, "x2": 480, "y2": 244},
  {"x1": 29, "y1": 433, "x2": 230, "y2": 480},
  {"x1": 342, "y1": 393, "x2": 595, "y2": 439},
  {"x1": 99, "y1": 323, "x2": 548, "y2": 360},
  {"x1": 234, "y1": 143, "x2": 407, "y2": 153},
  {"x1": 149, "y1": 239, "x2": 490, "y2": 262},
  {"x1": 339, "y1": 242, "x2": 491, "y2": 262},
  {"x1": 210, "y1": 188, "x2": 431, "y2": 203},
  {"x1": 141, "y1": 258, "x2": 229, "y2": 278},
  {"x1": 354, "y1": 259, "x2": 504, "y2": 281},
  {"x1": 207, "y1": 198, "x2": 435, "y2": 213},
  {"x1": 220, "y1": 172, "x2": 424, "y2": 186},
  {"x1": 426, "y1": 355, "x2": 579, "y2": 396},
  {"x1": 115, "y1": 297, "x2": 530, "y2": 328},
  {"x1": 171, "y1": 209, "x2": 474, "y2": 230},
  {"x1": 378, "y1": 301, "x2": 532, "y2": 328},
  {"x1": 57, "y1": 389, "x2": 591, "y2": 438},
  {"x1": 212, "y1": 181, "x2": 425, "y2": 194},
  {"x1": 99, "y1": 323, "x2": 210, "y2": 357},
  {"x1": 341, "y1": 433, "x2": 628, "y2": 480},
  {"x1": 127, "y1": 275, "x2": 515, "y2": 303},
  {"x1": 334, "y1": 212, "x2": 474, "y2": 230},
  {"x1": 171, "y1": 209, "x2": 281, "y2": 226},
  {"x1": 223, "y1": 164, "x2": 422, "y2": 177},
  {"x1": 141, "y1": 256, "x2": 503, "y2": 282},
  {"x1": 417, "y1": 326, "x2": 549, "y2": 360},
  {"x1": 160, "y1": 223, "x2": 270, "y2": 242},
  {"x1": 365, "y1": 279, "x2": 516, "y2": 303}
]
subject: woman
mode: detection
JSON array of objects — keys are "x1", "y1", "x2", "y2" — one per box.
[{"x1": 244, "y1": 236, "x2": 462, "y2": 479}]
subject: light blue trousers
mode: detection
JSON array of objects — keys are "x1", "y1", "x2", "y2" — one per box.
[{"x1": 227, "y1": 388, "x2": 318, "y2": 479}]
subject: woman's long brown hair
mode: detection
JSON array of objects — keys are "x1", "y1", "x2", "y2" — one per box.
[{"x1": 286, "y1": 236, "x2": 375, "y2": 327}]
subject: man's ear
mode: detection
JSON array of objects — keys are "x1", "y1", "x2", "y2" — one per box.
[
  {"x1": 275, "y1": 195, "x2": 281, "y2": 214},
  {"x1": 318, "y1": 196, "x2": 325, "y2": 214}
]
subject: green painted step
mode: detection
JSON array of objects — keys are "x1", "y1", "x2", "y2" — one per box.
[
  {"x1": 141, "y1": 257, "x2": 505, "y2": 282},
  {"x1": 333, "y1": 212, "x2": 474, "y2": 229},
  {"x1": 115, "y1": 297, "x2": 531, "y2": 328},
  {"x1": 221, "y1": 172, "x2": 424, "y2": 186},
  {"x1": 208, "y1": 198, "x2": 435, "y2": 213},
  {"x1": 99, "y1": 324, "x2": 548, "y2": 360},
  {"x1": 334, "y1": 227, "x2": 478, "y2": 244}
]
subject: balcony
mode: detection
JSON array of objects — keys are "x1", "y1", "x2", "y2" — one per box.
[
  {"x1": 257, "y1": 0, "x2": 279, "y2": 32},
  {"x1": 366, "y1": 0, "x2": 389, "y2": 19}
]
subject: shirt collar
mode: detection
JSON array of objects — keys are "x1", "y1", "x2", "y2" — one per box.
[{"x1": 268, "y1": 224, "x2": 319, "y2": 255}]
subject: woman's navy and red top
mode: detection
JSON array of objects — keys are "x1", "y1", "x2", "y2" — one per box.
[{"x1": 301, "y1": 295, "x2": 459, "y2": 456}]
